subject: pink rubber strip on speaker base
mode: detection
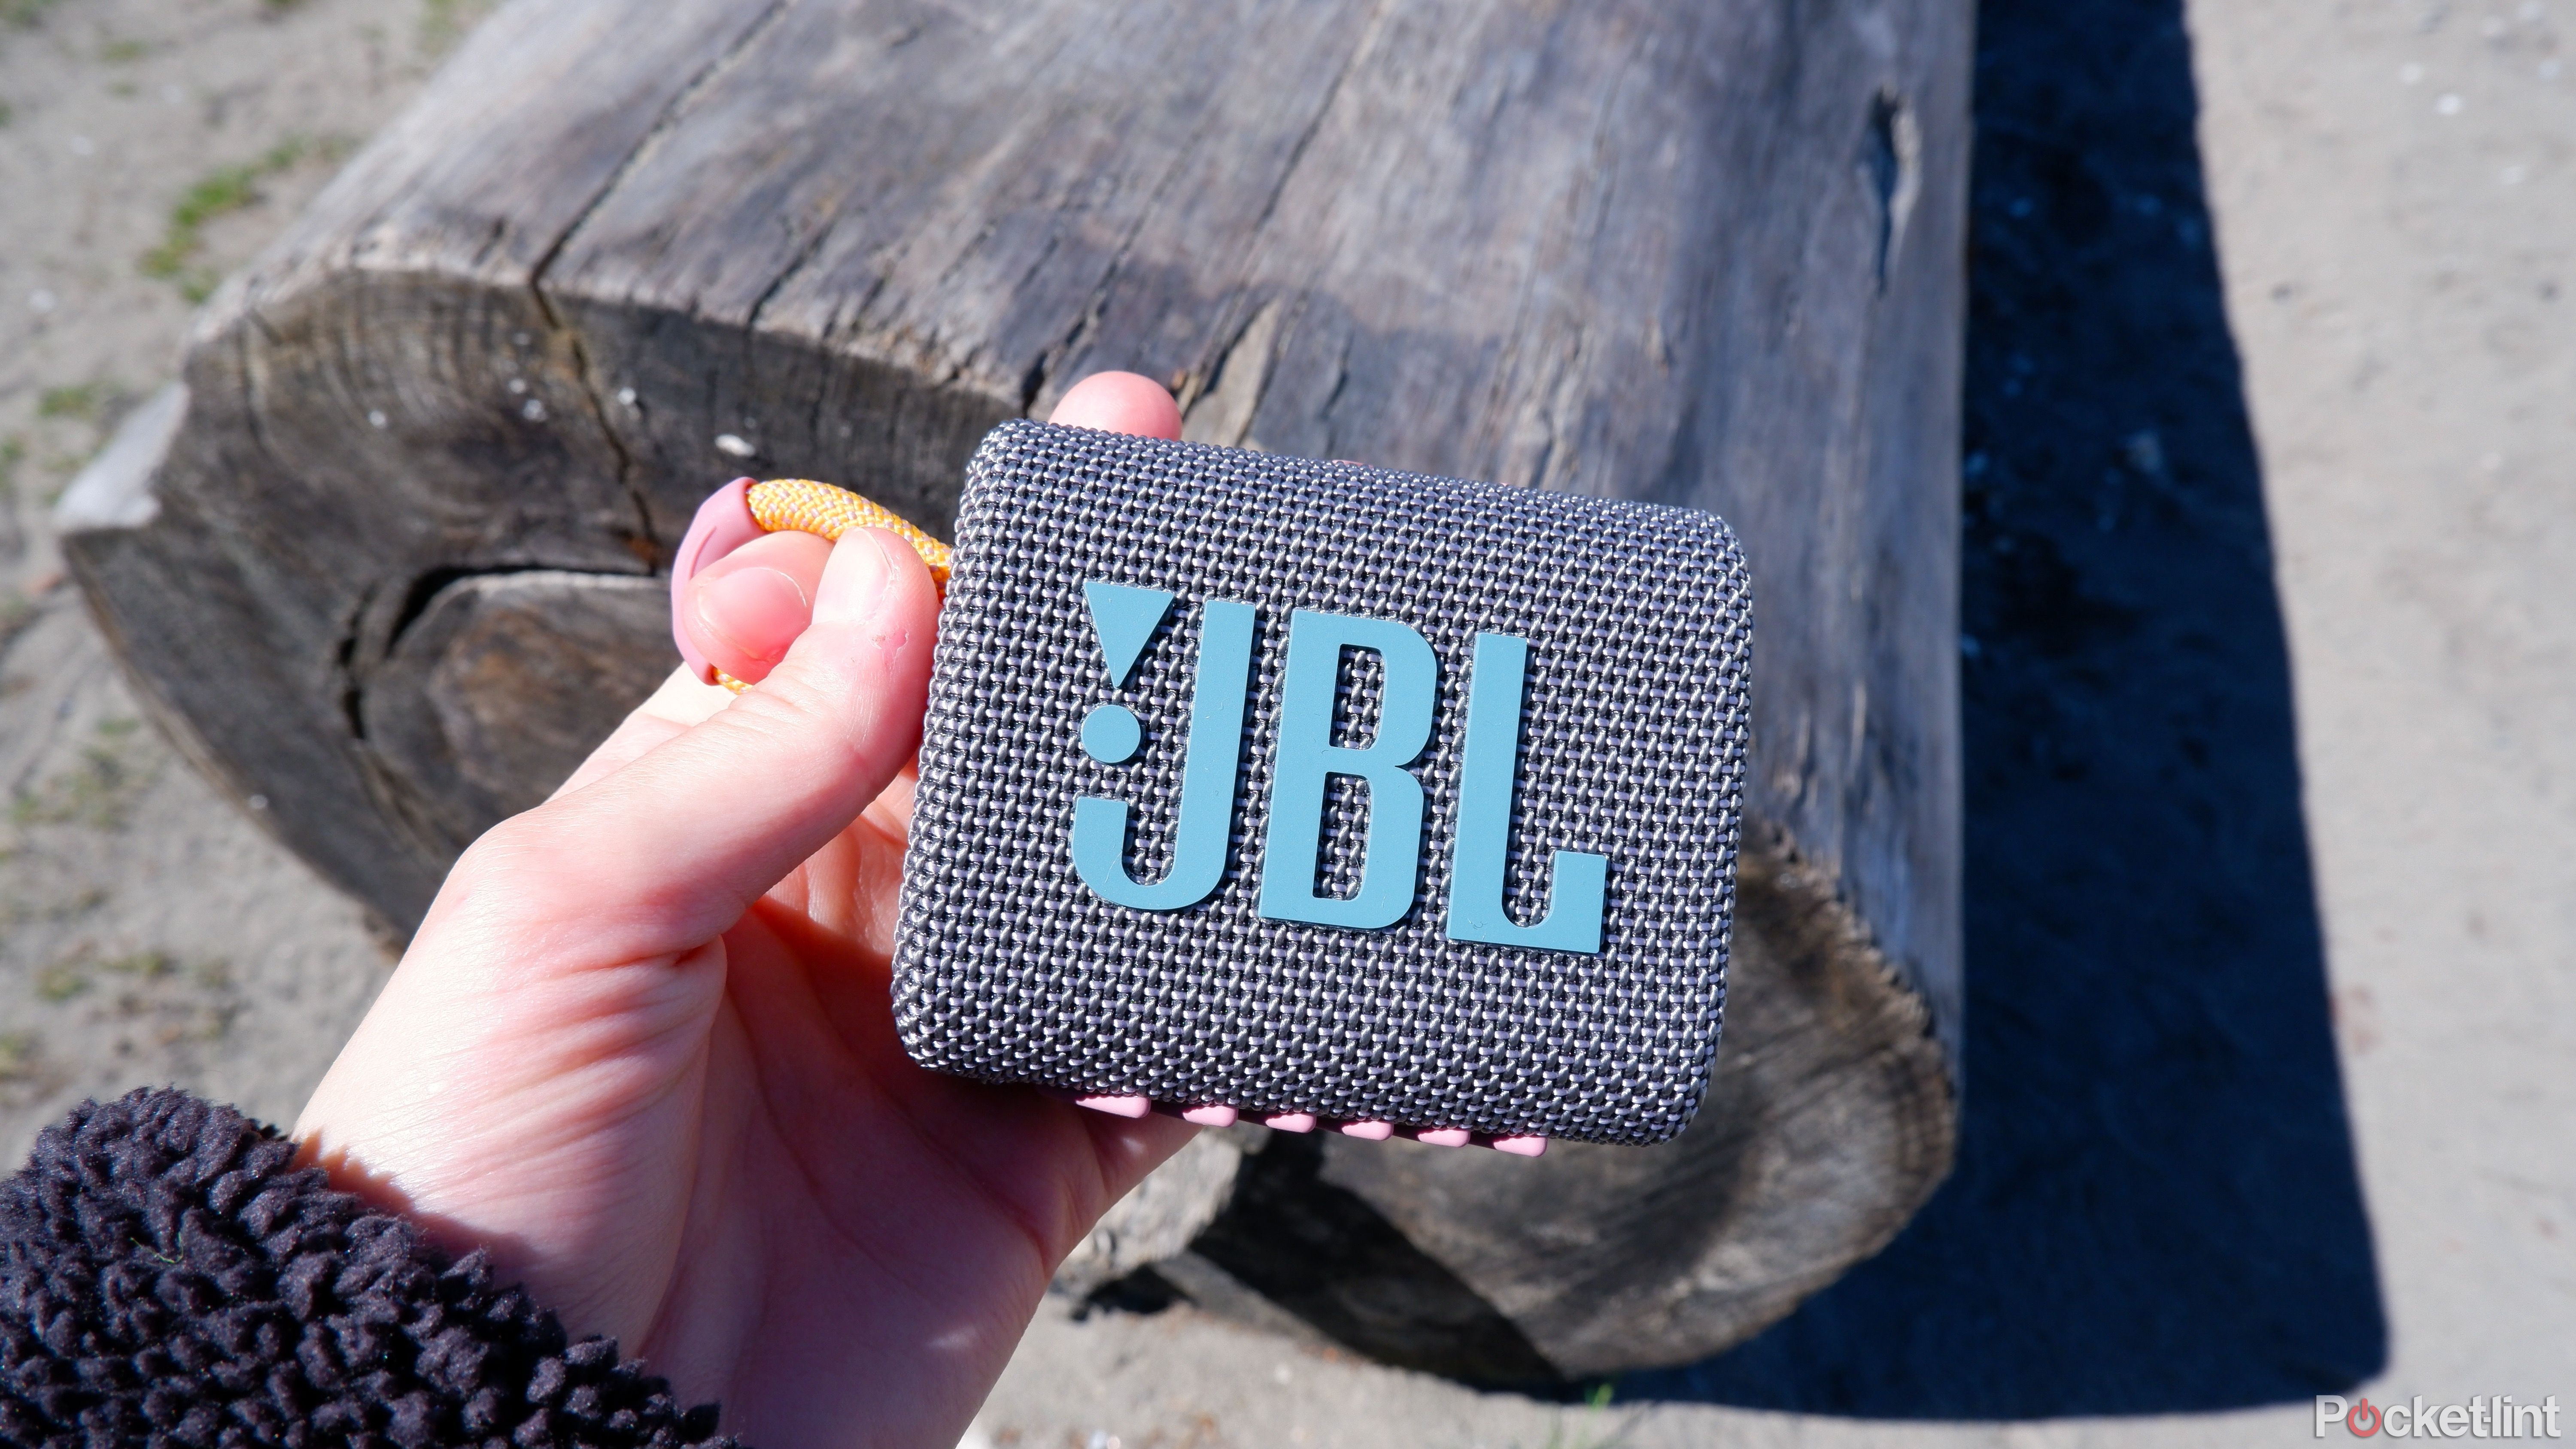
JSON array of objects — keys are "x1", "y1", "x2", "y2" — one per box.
[{"x1": 1058, "y1": 1093, "x2": 1545, "y2": 1155}]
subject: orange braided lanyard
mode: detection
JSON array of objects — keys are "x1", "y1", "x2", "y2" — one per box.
[{"x1": 715, "y1": 479, "x2": 952, "y2": 693}]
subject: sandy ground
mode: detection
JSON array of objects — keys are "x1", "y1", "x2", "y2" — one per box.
[
  {"x1": 0, "y1": 0, "x2": 442, "y2": 1160},
  {"x1": 1, "y1": 0, "x2": 2569, "y2": 1446},
  {"x1": 2193, "y1": 0, "x2": 2576, "y2": 1410}
]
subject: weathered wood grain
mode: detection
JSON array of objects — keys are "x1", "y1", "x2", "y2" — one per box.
[{"x1": 61, "y1": 0, "x2": 1969, "y2": 1374}]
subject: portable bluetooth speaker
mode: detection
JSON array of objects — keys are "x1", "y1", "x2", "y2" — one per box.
[{"x1": 676, "y1": 420, "x2": 1753, "y2": 1148}]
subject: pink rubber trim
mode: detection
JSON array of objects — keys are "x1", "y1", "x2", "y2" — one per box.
[
  {"x1": 669, "y1": 477, "x2": 762, "y2": 683},
  {"x1": 1055, "y1": 1093, "x2": 1545, "y2": 1152}
]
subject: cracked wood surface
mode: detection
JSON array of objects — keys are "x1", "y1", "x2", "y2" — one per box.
[{"x1": 62, "y1": 0, "x2": 1969, "y2": 1375}]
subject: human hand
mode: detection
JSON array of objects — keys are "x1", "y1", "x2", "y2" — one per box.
[{"x1": 295, "y1": 374, "x2": 1197, "y2": 1449}]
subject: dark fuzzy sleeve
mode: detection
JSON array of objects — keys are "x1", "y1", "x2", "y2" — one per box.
[{"x1": 0, "y1": 1088, "x2": 741, "y2": 1448}]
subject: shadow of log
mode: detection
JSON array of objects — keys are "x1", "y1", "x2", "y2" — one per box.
[
  {"x1": 1617, "y1": 0, "x2": 2387, "y2": 1416},
  {"x1": 1185, "y1": 1132, "x2": 1562, "y2": 1387}
]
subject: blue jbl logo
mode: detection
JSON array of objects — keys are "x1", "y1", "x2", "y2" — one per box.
[{"x1": 1067, "y1": 582, "x2": 1605, "y2": 954}]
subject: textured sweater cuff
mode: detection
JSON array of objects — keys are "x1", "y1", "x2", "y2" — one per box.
[{"x1": 0, "y1": 1087, "x2": 740, "y2": 1448}]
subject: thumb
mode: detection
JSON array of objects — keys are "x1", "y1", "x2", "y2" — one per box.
[{"x1": 455, "y1": 526, "x2": 940, "y2": 963}]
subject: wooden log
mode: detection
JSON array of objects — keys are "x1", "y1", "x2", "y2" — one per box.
[
  {"x1": 1141, "y1": 824, "x2": 1951, "y2": 1380},
  {"x1": 61, "y1": 0, "x2": 1968, "y2": 1377}
]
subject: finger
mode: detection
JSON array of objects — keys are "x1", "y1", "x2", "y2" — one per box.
[
  {"x1": 681, "y1": 530, "x2": 833, "y2": 686},
  {"x1": 1051, "y1": 371, "x2": 1181, "y2": 437},
  {"x1": 1079, "y1": 1110, "x2": 1202, "y2": 1208},
  {"x1": 681, "y1": 374, "x2": 1166, "y2": 695},
  {"x1": 517, "y1": 374, "x2": 1169, "y2": 949},
  {"x1": 459, "y1": 527, "x2": 940, "y2": 963}
]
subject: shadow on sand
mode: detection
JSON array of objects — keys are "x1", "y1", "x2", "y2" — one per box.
[{"x1": 1622, "y1": 0, "x2": 2387, "y2": 1417}]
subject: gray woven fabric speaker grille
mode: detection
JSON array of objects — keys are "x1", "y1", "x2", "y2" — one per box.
[{"x1": 894, "y1": 421, "x2": 1753, "y2": 1144}]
